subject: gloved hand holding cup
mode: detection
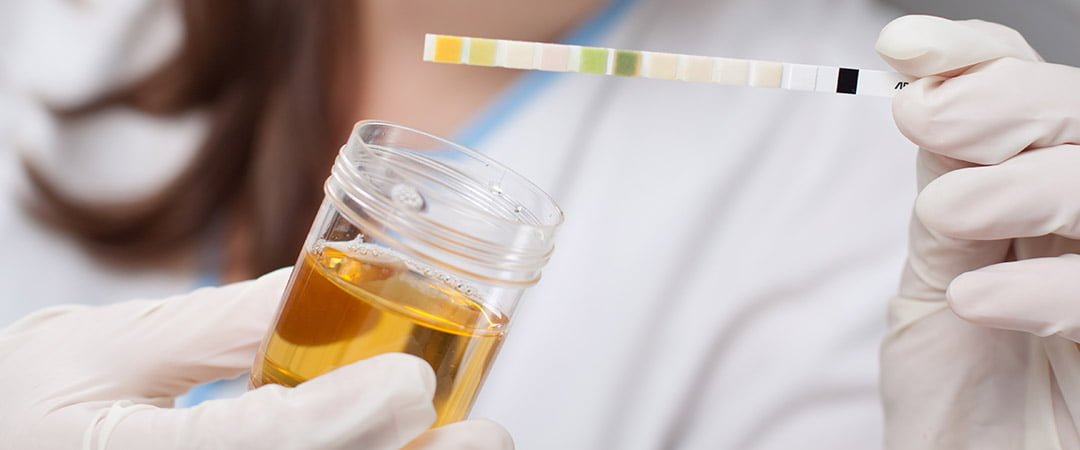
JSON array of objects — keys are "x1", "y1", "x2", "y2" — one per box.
[{"x1": 0, "y1": 269, "x2": 512, "y2": 450}]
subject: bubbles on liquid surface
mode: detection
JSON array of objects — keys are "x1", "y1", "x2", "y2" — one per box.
[
  {"x1": 319, "y1": 239, "x2": 484, "y2": 303},
  {"x1": 345, "y1": 234, "x2": 365, "y2": 253}
]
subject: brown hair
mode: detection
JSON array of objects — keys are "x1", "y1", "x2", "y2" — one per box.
[{"x1": 25, "y1": 1, "x2": 359, "y2": 275}]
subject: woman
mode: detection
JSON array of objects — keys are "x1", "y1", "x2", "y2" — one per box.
[
  {"x1": 4, "y1": 0, "x2": 909, "y2": 447},
  {"x1": 8, "y1": 0, "x2": 1080, "y2": 449}
]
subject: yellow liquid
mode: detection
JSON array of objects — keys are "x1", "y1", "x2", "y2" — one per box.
[{"x1": 251, "y1": 244, "x2": 508, "y2": 426}]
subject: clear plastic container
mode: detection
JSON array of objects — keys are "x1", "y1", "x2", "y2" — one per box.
[{"x1": 250, "y1": 120, "x2": 563, "y2": 426}]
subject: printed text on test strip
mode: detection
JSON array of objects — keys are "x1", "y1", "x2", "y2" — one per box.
[{"x1": 423, "y1": 34, "x2": 915, "y2": 98}]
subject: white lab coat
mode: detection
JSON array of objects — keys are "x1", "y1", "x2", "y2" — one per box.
[
  {"x1": 0, "y1": 0, "x2": 915, "y2": 448},
  {"x1": 470, "y1": 0, "x2": 913, "y2": 448}
]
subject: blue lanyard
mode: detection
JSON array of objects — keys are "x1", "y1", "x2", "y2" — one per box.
[{"x1": 454, "y1": 0, "x2": 639, "y2": 150}]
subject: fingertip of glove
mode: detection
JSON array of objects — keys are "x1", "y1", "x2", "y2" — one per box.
[
  {"x1": 876, "y1": 15, "x2": 953, "y2": 76},
  {"x1": 278, "y1": 353, "x2": 438, "y2": 439},
  {"x1": 877, "y1": 15, "x2": 1039, "y2": 77},
  {"x1": 877, "y1": 15, "x2": 946, "y2": 59},
  {"x1": 190, "y1": 266, "x2": 293, "y2": 305},
  {"x1": 915, "y1": 159, "x2": 1043, "y2": 240},
  {"x1": 307, "y1": 353, "x2": 437, "y2": 401},
  {"x1": 255, "y1": 266, "x2": 294, "y2": 287},
  {"x1": 461, "y1": 419, "x2": 515, "y2": 450},
  {"x1": 408, "y1": 419, "x2": 515, "y2": 450},
  {"x1": 227, "y1": 266, "x2": 296, "y2": 322},
  {"x1": 914, "y1": 174, "x2": 970, "y2": 237},
  {"x1": 370, "y1": 353, "x2": 438, "y2": 395},
  {"x1": 945, "y1": 270, "x2": 995, "y2": 324}
]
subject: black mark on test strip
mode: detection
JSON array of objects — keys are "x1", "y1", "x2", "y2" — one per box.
[{"x1": 836, "y1": 68, "x2": 859, "y2": 95}]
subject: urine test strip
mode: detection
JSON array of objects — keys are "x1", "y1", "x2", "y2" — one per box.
[{"x1": 423, "y1": 34, "x2": 914, "y2": 98}]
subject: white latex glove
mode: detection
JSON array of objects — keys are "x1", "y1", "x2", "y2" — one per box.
[
  {"x1": 877, "y1": 15, "x2": 1080, "y2": 450},
  {"x1": 0, "y1": 268, "x2": 513, "y2": 450}
]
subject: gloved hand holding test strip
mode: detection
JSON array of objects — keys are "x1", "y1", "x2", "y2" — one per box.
[{"x1": 423, "y1": 34, "x2": 915, "y2": 98}]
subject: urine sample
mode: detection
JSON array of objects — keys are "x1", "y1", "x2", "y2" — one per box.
[
  {"x1": 254, "y1": 244, "x2": 507, "y2": 425},
  {"x1": 251, "y1": 121, "x2": 562, "y2": 426}
]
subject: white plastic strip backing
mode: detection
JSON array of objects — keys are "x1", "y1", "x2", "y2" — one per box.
[{"x1": 424, "y1": 34, "x2": 914, "y2": 98}]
